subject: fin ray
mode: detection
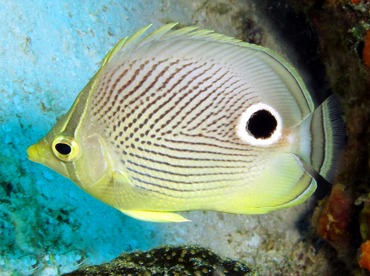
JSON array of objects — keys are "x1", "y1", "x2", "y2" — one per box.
[{"x1": 101, "y1": 24, "x2": 153, "y2": 66}]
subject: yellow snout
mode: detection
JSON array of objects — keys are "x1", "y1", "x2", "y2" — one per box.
[
  {"x1": 27, "y1": 138, "x2": 50, "y2": 164},
  {"x1": 27, "y1": 143, "x2": 41, "y2": 162}
]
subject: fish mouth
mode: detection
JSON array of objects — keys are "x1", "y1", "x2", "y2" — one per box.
[{"x1": 27, "y1": 143, "x2": 42, "y2": 163}]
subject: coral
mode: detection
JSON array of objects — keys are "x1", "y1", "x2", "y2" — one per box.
[
  {"x1": 64, "y1": 245, "x2": 253, "y2": 276},
  {"x1": 359, "y1": 195, "x2": 370, "y2": 241},
  {"x1": 290, "y1": 0, "x2": 370, "y2": 273},
  {"x1": 313, "y1": 184, "x2": 355, "y2": 251},
  {"x1": 359, "y1": 240, "x2": 370, "y2": 270},
  {"x1": 363, "y1": 30, "x2": 370, "y2": 67}
]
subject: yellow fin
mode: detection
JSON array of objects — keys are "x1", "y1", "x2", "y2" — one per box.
[
  {"x1": 101, "y1": 24, "x2": 153, "y2": 66},
  {"x1": 141, "y1": 22, "x2": 179, "y2": 42},
  {"x1": 219, "y1": 154, "x2": 317, "y2": 215},
  {"x1": 101, "y1": 36, "x2": 128, "y2": 66},
  {"x1": 121, "y1": 210, "x2": 190, "y2": 223},
  {"x1": 254, "y1": 154, "x2": 317, "y2": 211}
]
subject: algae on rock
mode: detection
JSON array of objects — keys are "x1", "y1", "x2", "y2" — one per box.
[{"x1": 64, "y1": 245, "x2": 253, "y2": 276}]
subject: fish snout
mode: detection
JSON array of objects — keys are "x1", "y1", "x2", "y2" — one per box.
[
  {"x1": 27, "y1": 144, "x2": 40, "y2": 162},
  {"x1": 27, "y1": 139, "x2": 50, "y2": 163}
]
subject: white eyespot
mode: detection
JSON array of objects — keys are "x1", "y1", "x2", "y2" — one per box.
[{"x1": 236, "y1": 103, "x2": 282, "y2": 146}]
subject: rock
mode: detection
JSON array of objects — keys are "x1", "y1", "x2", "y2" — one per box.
[{"x1": 64, "y1": 245, "x2": 253, "y2": 276}]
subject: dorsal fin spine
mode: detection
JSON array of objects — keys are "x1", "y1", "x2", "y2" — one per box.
[{"x1": 101, "y1": 24, "x2": 153, "y2": 66}]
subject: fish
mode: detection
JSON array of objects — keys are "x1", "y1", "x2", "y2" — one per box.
[{"x1": 27, "y1": 23, "x2": 344, "y2": 223}]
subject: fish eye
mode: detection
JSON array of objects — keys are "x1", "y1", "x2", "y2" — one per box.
[
  {"x1": 55, "y1": 143, "x2": 72, "y2": 155},
  {"x1": 236, "y1": 103, "x2": 282, "y2": 146},
  {"x1": 52, "y1": 135, "x2": 80, "y2": 162}
]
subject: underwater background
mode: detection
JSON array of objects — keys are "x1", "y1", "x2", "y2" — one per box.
[{"x1": 0, "y1": 0, "x2": 369, "y2": 275}]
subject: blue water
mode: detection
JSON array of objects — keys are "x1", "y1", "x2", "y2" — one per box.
[{"x1": 0, "y1": 1, "x2": 182, "y2": 274}]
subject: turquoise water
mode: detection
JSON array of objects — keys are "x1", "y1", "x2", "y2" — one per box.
[{"x1": 0, "y1": 1, "x2": 173, "y2": 274}]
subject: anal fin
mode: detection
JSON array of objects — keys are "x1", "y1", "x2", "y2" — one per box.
[{"x1": 121, "y1": 210, "x2": 190, "y2": 223}]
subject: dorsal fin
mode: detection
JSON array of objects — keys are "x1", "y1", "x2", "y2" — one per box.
[
  {"x1": 99, "y1": 23, "x2": 315, "y2": 124},
  {"x1": 101, "y1": 24, "x2": 153, "y2": 66},
  {"x1": 101, "y1": 23, "x2": 247, "y2": 68}
]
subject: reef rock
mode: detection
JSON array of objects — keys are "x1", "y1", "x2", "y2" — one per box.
[{"x1": 64, "y1": 245, "x2": 252, "y2": 275}]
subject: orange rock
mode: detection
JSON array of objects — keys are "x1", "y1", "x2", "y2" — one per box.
[
  {"x1": 364, "y1": 30, "x2": 370, "y2": 67},
  {"x1": 315, "y1": 184, "x2": 354, "y2": 245},
  {"x1": 359, "y1": 241, "x2": 370, "y2": 270}
]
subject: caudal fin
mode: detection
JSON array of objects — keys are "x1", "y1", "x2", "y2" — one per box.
[{"x1": 299, "y1": 95, "x2": 345, "y2": 182}]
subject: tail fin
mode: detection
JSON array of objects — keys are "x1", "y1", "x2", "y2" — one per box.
[{"x1": 297, "y1": 95, "x2": 345, "y2": 183}]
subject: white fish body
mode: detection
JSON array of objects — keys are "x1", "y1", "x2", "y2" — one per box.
[{"x1": 27, "y1": 23, "x2": 344, "y2": 222}]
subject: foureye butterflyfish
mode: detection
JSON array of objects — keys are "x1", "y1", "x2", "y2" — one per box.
[{"x1": 27, "y1": 23, "x2": 344, "y2": 222}]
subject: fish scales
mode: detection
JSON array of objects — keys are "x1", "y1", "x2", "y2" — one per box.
[
  {"x1": 96, "y1": 61, "x2": 259, "y2": 158},
  {"x1": 90, "y1": 55, "x2": 263, "y2": 198},
  {"x1": 27, "y1": 23, "x2": 345, "y2": 222}
]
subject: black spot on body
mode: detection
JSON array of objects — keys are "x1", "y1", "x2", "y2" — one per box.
[{"x1": 247, "y1": 109, "x2": 277, "y2": 139}]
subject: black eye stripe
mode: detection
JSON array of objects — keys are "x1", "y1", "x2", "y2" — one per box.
[{"x1": 55, "y1": 143, "x2": 72, "y2": 155}]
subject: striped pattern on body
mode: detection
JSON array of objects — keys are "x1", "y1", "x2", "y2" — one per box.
[{"x1": 90, "y1": 56, "x2": 271, "y2": 199}]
